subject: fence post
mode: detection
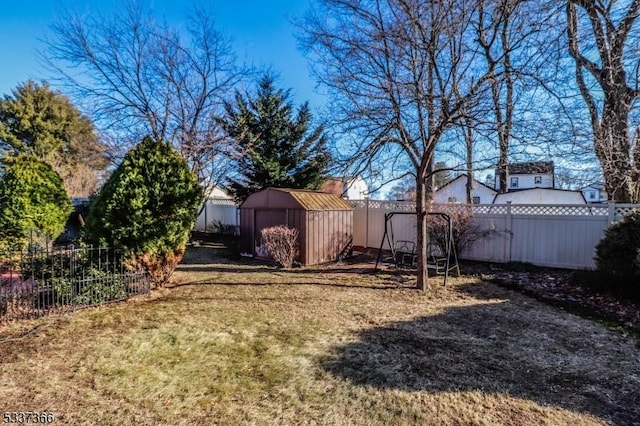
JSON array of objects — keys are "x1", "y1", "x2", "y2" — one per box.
[
  {"x1": 607, "y1": 202, "x2": 616, "y2": 225},
  {"x1": 505, "y1": 202, "x2": 512, "y2": 263},
  {"x1": 365, "y1": 198, "x2": 370, "y2": 248},
  {"x1": 204, "y1": 199, "x2": 208, "y2": 232}
]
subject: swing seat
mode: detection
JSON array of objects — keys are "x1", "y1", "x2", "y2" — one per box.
[
  {"x1": 393, "y1": 240, "x2": 416, "y2": 266},
  {"x1": 426, "y1": 242, "x2": 451, "y2": 275}
]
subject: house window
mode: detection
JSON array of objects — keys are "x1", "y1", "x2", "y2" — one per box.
[
  {"x1": 589, "y1": 191, "x2": 596, "y2": 200},
  {"x1": 447, "y1": 197, "x2": 457, "y2": 203},
  {"x1": 534, "y1": 176, "x2": 542, "y2": 185},
  {"x1": 472, "y1": 196, "x2": 481, "y2": 204},
  {"x1": 510, "y1": 177, "x2": 519, "y2": 188}
]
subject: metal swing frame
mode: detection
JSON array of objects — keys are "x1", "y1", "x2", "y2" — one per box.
[{"x1": 374, "y1": 211, "x2": 460, "y2": 286}]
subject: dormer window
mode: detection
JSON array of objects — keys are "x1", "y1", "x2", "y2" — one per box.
[
  {"x1": 534, "y1": 176, "x2": 542, "y2": 185},
  {"x1": 510, "y1": 177, "x2": 519, "y2": 188}
]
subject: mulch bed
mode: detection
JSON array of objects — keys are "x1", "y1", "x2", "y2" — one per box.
[{"x1": 463, "y1": 262, "x2": 640, "y2": 336}]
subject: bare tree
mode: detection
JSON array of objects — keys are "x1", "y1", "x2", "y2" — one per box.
[
  {"x1": 567, "y1": 0, "x2": 640, "y2": 202},
  {"x1": 43, "y1": 1, "x2": 248, "y2": 188},
  {"x1": 300, "y1": 0, "x2": 504, "y2": 291},
  {"x1": 461, "y1": 116, "x2": 476, "y2": 204},
  {"x1": 474, "y1": 0, "x2": 566, "y2": 194},
  {"x1": 478, "y1": 0, "x2": 516, "y2": 194}
]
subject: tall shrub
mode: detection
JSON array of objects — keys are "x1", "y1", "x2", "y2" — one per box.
[
  {"x1": 0, "y1": 156, "x2": 72, "y2": 251},
  {"x1": 594, "y1": 210, "x2": 640, "y2": 297},
  {"x1": 429, "y1": 204, "x2": 496, "y2": 257},
  {"x1": 85, "y1": 137, "x2": 202, "y2": 287}
]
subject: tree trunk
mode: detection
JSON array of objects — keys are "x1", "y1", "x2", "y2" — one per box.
[
  {"x1": 464, "y1": 123, "x2": 474, "y2": 204},
  {"x1": 415, "y1": 159, "x2": 435, "y2": 292},
  {"x1": 596, "y1": 96, "x2": 633, "y2": 203},
  {"x1": 415, "y1": 176, "x2": 429, "y2": 292}
]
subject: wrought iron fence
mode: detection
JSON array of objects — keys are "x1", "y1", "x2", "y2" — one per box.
[{"x1": 0, "y1": 244, "x2": 149, "y2": 322}]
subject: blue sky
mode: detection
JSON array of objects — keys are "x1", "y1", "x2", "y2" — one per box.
[{"x1": 0, "y1": 0, "x2": 323, "y2": 107}]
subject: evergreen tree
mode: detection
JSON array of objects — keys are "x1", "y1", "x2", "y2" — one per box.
[
  {"x1": 0, "y1": 156, "x2": 72, "y2": 250},
  {"x1": 0, "y1": 80, "x2": 108, "y2": 197},
  {"x1": 85, "y1": 137, "x2": 202, "y2": 287},
  {"x1": 219, "y1": 74, "x2": 331, "y2": 203}
]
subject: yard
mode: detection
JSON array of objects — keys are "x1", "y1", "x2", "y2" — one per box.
[{"x1": 0, "y1": 247, "x2": 639, "y2": 425}]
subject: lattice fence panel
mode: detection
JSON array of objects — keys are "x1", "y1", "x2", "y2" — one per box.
[
  {"x1": 206, "y1": 198, "x2": 237, "y2": 206},
  {"x1": 367, "y1": 200, "x2": 415, "y2": 211},
  {"x1": 510, "y1": 205, "x2": 608, "y2": 216},
  {"x1": 615, "y1": 205, "x2": 640, "y2": 219},
  {"x1": 471, "y1": 205, "x2": 508, "y2": 214}
]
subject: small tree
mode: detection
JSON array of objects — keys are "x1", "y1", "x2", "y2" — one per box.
[
  {"x1": 85, "y1": 137, "x2": 202, "y2": 287},
  {"x1": 594, "y1": 210, "x2": 640, "y2": 297},
  {"x1": 260, "y1": 226, "x2": 299, "y2": 269},
  {"x1": 0, "y1": 156, "x2": 72, "y2": 251}
]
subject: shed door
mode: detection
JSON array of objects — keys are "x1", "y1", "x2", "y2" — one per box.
[{"x1": 254, "y1": 209, "x2": 287, "y2": 257}]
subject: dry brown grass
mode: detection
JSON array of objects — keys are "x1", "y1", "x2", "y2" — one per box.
[{"x1": 0, "y1": 253, "x2": 639, "y2": 425}]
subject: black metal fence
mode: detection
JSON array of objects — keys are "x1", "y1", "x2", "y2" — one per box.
[{"x1": 0, "y1": 244, "x2": 149, "y2": 322}]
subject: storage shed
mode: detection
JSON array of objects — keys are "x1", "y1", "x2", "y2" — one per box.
[{"x1": 239, "y1": 188, "x2": 354, "y2": 266}]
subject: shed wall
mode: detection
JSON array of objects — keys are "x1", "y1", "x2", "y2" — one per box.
[
  {"x1": 240, "y1": 207, "x2": 353, "y2": 266},
  {"x1": 305, "y1": 210, "x2": 353, "y2": 265}
]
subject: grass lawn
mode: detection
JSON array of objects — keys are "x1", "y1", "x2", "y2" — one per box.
[{"x1": 1, "y1": 253, "x2": 639, "y2": 425}]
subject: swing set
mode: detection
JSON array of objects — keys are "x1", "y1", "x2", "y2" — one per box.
[{"x1": 374, "y1": 211, "x2": 460, "y2": 286}]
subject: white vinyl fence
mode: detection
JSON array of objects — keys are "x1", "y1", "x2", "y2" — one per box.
[
  {"x1": 194, "y1": 198, "x2": 239, "y2": 233},
  {"x1": 351, "y1": 200, "x2": 640, "y2": 269}
]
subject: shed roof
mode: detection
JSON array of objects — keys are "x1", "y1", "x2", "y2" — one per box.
[
  {"x1": 435, "y1": 174, "x2": 497, "y2": 194},
  {"x1": 241, "y1": 188, "x2": 353, "y2": 211},
  {"x1": 507, "y1": 161, "x2": 554, "y2": 175},
  {"x1": 492, "y1": 188, "x2": 586, "y2": 205}
]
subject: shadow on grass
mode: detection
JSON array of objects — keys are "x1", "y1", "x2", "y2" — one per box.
[
  {"x1": 319, "y1": 283, "x2": 640, "y2": 425},
  {"x1": 175, "y1": 263, "x2": 409, "y2": 277},
  {"x1": 168, "y1": 279, "x2": 411, "y2": 291}
]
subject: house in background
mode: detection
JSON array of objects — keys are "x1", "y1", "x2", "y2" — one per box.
[
  {"x1": 495, "y1": 161, "x2": 555, "y2": 192},
  {"x1": 581, "y1": 182, "x2": 608, "y2": 203},
  {"x1": 493, "y1": 188, "x2": 586, "y2": 205},
  {"x1": 321, "y1": 176, "x2": 369, "y2": 200},
  {"x1": 434, "y1": 174, "x2": 497, "y2": 204}
]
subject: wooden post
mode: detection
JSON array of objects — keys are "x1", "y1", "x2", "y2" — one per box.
[
  {"x1": 365, "y1": 197, "x2": 370, "y2": 248},
  {"x1": 505, "y1": 202, "x2": 512, "y2": 263},
  {"x1": 607, "y1": 202, "x2": 616, "y2": 225}
]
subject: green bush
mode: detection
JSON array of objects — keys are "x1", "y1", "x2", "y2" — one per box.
[
  {"x1": 74, "y1": 268, "x2": 128, "y2": 305},
  {"x1": 594, "y1": 210, "x2": 640, "y2": 299},
  {"x1": 85, "y1": 137, "x2": 202, "y2": 287},
  {"x1": 0, "y1": 156, "x2": 72, "y2": 250}
]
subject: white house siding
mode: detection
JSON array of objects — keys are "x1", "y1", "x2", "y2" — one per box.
[
  {"x1": 434, "y1": 175, "x2": 497, "y2": 204},
  {"x1": 344, "y1": 177, "x2": 369, "y2": 200},
  {"x1": 499, "y1": 173, "x2": 553, "y2": 191},
  {"x1": 493, "y1": 188, "x2": 585, "y2": 205},
  {"x1": 581, "y1": 185, "x2": 608, "y2": 203}
]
